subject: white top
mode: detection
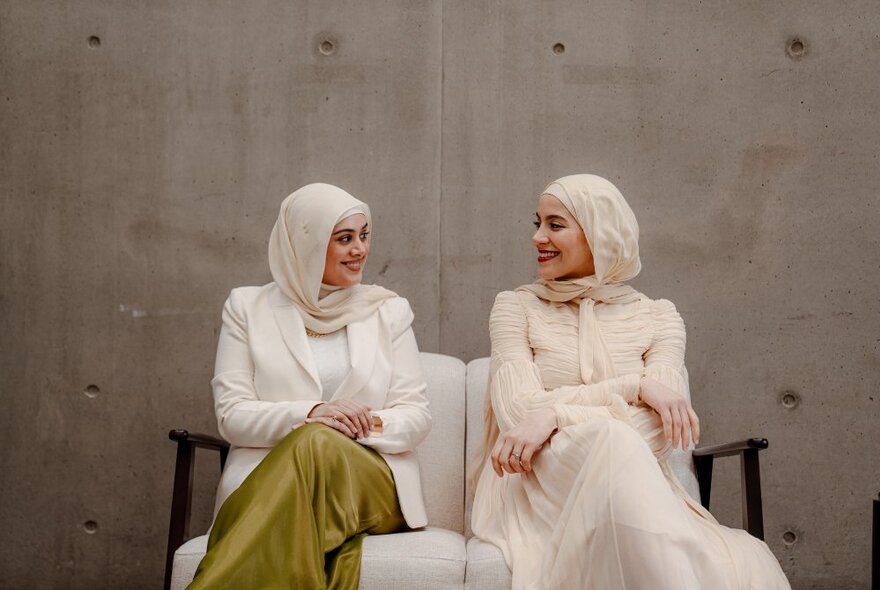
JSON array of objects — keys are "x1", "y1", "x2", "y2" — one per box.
[{"x1": 306, "y1": 327, "x2": 351, "y2": 401}]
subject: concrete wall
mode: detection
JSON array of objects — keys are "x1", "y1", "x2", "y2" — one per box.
[{"x1": 1, "y1": 1, "x2": 877, "y2": 588}]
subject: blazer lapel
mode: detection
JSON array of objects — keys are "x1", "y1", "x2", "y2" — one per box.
[
  {"x1": 330, "y1": 311, "x2": 378, "y2": 400},
  {"x1": 269, "y1": 289, "x2": 322, "y2": 393}
]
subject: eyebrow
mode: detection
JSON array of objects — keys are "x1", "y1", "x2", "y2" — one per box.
[
  {"x1": 535, "y1": 213, "x2": 567, "y2": 222},
  {"x1": 332, "y1": 223, "x2": 369, "y2": 235}
]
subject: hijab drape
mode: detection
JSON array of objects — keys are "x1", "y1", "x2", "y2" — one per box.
[
  {"x1": 517, "y1": 174, "x2": 644, "y2": 385},
  {"x1": 268, "y1": 183, "x2": 396, "y2": 333}
]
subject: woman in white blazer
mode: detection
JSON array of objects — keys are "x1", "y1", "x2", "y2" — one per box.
[{"x1": 189, "y1": 183, "x2": 432, "y2": 589}]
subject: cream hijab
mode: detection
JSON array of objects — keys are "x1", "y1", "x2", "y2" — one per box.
[
  {"x1": 517, "y1": 174, "x2": 644, "y2": 384},
  {"x1": 268, "y1": 183, "x2": 396, "y2": 333}
]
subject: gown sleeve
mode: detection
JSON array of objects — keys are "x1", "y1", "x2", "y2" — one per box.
[
  {"x1": 642, "y1": 298, "x2": 691, "y2": 403},
  {"x1": 489, "y1": 291, "x2": 641, "y2": 432}
]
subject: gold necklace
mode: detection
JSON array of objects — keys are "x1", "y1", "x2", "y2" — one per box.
[{"x1": 305, "y1": 327, "x2": 330, "y2": 338}]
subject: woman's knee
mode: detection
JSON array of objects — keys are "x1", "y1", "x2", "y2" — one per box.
[
  {"x1": 282, "y1": 423, "x2": 354, "y2": 459},
  {"x1": 602, "y1": 418, "x2": 650, "y2": 454}
]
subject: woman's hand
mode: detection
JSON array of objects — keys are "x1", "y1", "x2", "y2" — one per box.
[
  {"x1": 306, "y1": 400, "x2": 373, "y2": 439},
  {"x1": 638, "y1": 376, "x2": 700, "y2": 450},
  {"x1": 491, "y1": 408, "x2": 558, "y2": 476}
]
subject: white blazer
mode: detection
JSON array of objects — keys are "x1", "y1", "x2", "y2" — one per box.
[{"x1": 210, "y1": 283, "x2": 432, "y2": 528}]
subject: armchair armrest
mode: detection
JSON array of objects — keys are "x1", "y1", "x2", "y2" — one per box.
[
  {"x1": 693, "y1": 437, "x2": 768, "y2": 458},
  {"x1": 692, "y1": 437, "x2": 769, "y2": 540},
  {"x1": 169, "y1": 429, "x2": 231, "y2": 460},
  {"x1": 165, "y1": 429, "x2": 230, "y2": 590}
]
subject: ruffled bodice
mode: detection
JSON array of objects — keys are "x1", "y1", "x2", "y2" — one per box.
[{"x1": 487, "y1": 290, "x2": 691, "y2": 458}]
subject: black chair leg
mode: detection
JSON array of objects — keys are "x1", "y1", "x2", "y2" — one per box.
[
  {"x1": 165, "y1": 430, "x2": 229, "y2": 589},
  {"x1": 873, "y1": 493, "x2": 879, "y2": 590},
  {"x1": 741, "y1": 449, "x2": 764, "y2": 540},
  {"x1": 692, "y1": 438, "x2": 768, "y2": 541},
  {"x1": 165, "y1": 440, "x2": 195, "y2": 590},
  {"x1": 693, "y1": 454, "x2": 714, "y2": 510}
]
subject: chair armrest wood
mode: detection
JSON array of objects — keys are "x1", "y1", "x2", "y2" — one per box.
[
  {"x1": 692, "y1": 437, "x2": 768, "y2": 458},
  {"x1": 692, "y1": 437, "x2": 769, "y2": 541},
  {"x1": 164, "y1": 429, "x2": 229, "y2": 590},
  {"x1": 169, "y1": 428, "x2": 230, "y2": 448}
]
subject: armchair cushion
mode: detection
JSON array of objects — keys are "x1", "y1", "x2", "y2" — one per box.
[
  {"x1": 170, "y1": 536, "x2": 208, "y2": 590},
  {"x1": 359, "y1": 527, "x2": 466, "y2": 589},
  {"x1": 465, "y1": 537, "x2": 511, "y2": 590},
  {"x1": 171, "y1": 528, "x2": 467, "y2": 590}
]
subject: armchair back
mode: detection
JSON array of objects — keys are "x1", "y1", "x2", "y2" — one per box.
[{"x1": 417, "y1": 352, "x2": 467, "y2": 533}]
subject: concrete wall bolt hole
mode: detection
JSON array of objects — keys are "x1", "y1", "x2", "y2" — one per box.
[
  {"x1": 319, "y1": 40, "x2": 336, "y2": 56},
  {"x1": 553, "y1": 43, "x2": 565, "y2": 55},
  {"x1": 780, "y1": 390, "x2": 799, "y2": 409},
  {"x1": 88, "y1": 36, "x2": 101, "y2": 49},
  {"x1": 83, "y1": 520, "x2": 98, "y2": 534},
  {"x1": 83, "y1": 384, "x2": 100, "y2": 398},
  {"x1": 782, "y1": 530, "x2": 797, "y2": 545},
  {"x1": 786, "y1": 38, "x2": 806, "y2": 59}
]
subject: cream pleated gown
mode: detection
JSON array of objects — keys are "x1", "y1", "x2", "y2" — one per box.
[
  {"x1": 471, "y1": 175, "x2": 790, "y2": 590},
  {"x1": 471, "y1": 292, "x2": 790, "y2": 590}
]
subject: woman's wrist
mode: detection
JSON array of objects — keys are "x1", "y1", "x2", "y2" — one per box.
[
  {"x1": 544, "y1": 407, "x2": 559, "y2": 435},
  {"x1": 307, "y1": 401, "x2": 325, "y2": 418}
]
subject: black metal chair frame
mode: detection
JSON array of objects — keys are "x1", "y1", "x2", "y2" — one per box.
[
  {"x1": 692, "y1": 437, "x2": 769, "y2": 540},
  {"x1": 163, "y1": 431, "x2": 770, "y2": 590},
  {"x1": 164, "y1": 429, "x2": 230, "y2": 590},
  {"x1": 873, "y1": 493, "x2": 879, "y2": 590}
]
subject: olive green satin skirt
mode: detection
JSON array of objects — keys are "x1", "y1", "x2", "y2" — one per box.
[{"x1": 188, "y1": 423, "x2": 406, "y2": 590}]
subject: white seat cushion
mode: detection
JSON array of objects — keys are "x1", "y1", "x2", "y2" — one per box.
[
  {"x1": 170, "y1": 535, "x2": 208, "y2": 590},
  {"x1": 360, "y1": 527, "x2": 466, "y2": 588},
  {"x1": 465, "y1": 537, "x2": 511, "y2": 590},
  {"x1": 171, "y1": 527, "x2": 466, "y2": 590}
]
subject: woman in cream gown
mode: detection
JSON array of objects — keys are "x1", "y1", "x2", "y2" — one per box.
[{"x1": 471, "y1": 174, "x2": 790, "y2": 589}]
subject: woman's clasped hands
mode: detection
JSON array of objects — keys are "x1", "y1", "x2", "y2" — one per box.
[
  {"x1": 491, "y1": 408, "x2": 558, "y2": 477},
  {"x1": 306, "y1": 400, "x2": 374, "y2": 439}
]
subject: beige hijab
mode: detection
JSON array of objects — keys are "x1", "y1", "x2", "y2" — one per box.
[
  {"x1": 516, "y1": 174, "x2": 644, "y2": 384},
  {"x1": 268, "y1": 183, "x2": 396, "y2": 333}
]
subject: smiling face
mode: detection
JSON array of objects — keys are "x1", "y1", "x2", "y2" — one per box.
[
  {"x1": 322, "y1": 213, "x2": 370, "y2": 287},
  {"x1": 532, "y1": 193, "x2": 595, "y2": 280}
]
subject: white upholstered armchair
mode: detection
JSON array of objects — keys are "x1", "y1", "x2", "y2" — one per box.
[{"x1": 165, "y1": 353, "x2": 769, "y2": 589}]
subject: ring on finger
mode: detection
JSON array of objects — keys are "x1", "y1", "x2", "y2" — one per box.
[{"x1": 511, "y1": 451, "x2": 522, "y2": 461}]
